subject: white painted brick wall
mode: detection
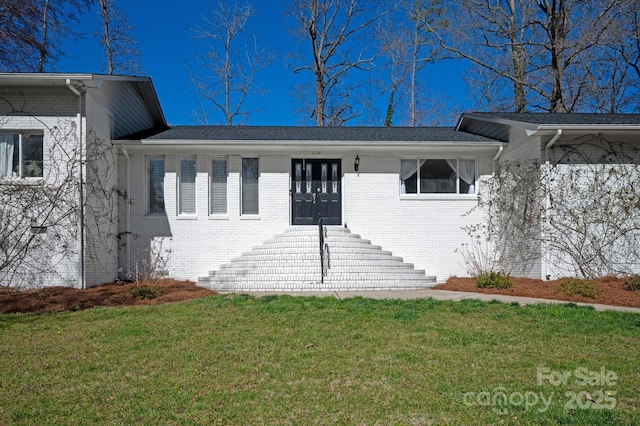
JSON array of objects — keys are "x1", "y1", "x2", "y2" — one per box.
[
  {"x1": 342, "y1": 155, "x2": 488, "y2": 282},
  {"x1": 122, "y1": 151, "x2": 496, "y2": 283},
  {"x1": 121, "y1": 153, "x2": 292, "y2": 281},
  {"x1": 0, "y1": 99, "x2": 84, "y2": 288}
]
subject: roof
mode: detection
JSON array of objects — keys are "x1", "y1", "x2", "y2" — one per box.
[
  {"x1": 457, "y1": 112, "x2": 640, "y2": 141},
  {"x1": 143, "y1": 125, "x2": 498, "y2": 143},
  {"x1": 463, "y1": 112, "x2": 640, "y2": 125},
  {"x1": 0, "y1": 72, "x2": 155, "y2": 87},
  {"x1": 0, "y1": 73, "x2": 167, "y2": 137}
]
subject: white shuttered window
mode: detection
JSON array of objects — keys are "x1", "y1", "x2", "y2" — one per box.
[
  {"x1": 241, "y1": 157, "x2": 259, "y2": 215},
  {"x1": 178, "y1": 156, "x2": 197, "y2": 215},
  {"x1": 147, "y1": 156, "x2": 165, "y2": 214},
  {"x1": 210, "y1": 157, "x2": 228, "y2": 214}
]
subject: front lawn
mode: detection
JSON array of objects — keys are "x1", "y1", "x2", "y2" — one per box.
[{"x1": 1, "y1": 295, "x2": 638, "y2": 424}]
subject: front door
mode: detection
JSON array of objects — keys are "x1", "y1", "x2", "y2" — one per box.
[{"x1": 291, "y1": 159, "x2": 341, "y2": 225}]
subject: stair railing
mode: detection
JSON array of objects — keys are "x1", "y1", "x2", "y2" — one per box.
[{"x1": 318, "y1": 217, "x2": 326, "y2": 283}]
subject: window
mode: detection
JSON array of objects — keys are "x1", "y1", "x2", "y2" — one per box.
[
  {"x1": 210, "y1": 157, "x2": 228, "y2": 214},
  {"x1": 0, "y1": 133, "x2": 43, "y2": 178},
  {"x1": 241, "y1": 157, "x2": 259, "y2": 215},
  {"x1": 178, "y1": 156, "x2": 197, "y2": 215},
  {"x1": 147, "y1": 156, "x2": 165, "y2": 214},
  {"x1": 401, "y1": 158, "x2": 476, "y2": 195}
]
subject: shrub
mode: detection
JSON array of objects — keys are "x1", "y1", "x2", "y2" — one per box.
[
  {"x1": 623, "y1": 275, "x2": 640, "y2": 291},
  {"x1": 553, "y1": 278, "x2": 602, "y2": 298},
  {"x1": 130, "y1": 285, "x2": 161, "y2": 300},
  {"x1": 476, "y1": 271, "x2": 512, "y2": 289}
]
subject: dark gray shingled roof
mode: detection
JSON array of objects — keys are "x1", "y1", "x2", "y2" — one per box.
[
  {"x1": 143, "y1": 125, "x2": 497, "y2": 142},
  {"x1": 465, "y1": 112, "x2": 640, "y2": 125},
  {"x1": 457, "y1": 112, "x2": 640, "y2": 141}
]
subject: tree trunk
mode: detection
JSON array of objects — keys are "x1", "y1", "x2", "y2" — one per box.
[
  {"x1": 37, "y1": 0, "x2": 50, "y2": 73},
  {"x1": 99, "y1": 0, "x2": 114, "y2": 75},
  {"x1": 545, "y1": 0, "x2": 568, "y2": 112},
  {"x1": 508, "y1": 0, "x2": 527, "y2": 112}
]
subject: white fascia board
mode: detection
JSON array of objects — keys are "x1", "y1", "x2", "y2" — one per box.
[
  {"x1": 535, "y1": 124, "x2": 640, "y2": 132},
  {"x1": 0, "y1": 73, "x2": 152, "y2": 89},
  {"x1": 527, "y1": 125, "x2": 640, "y2": 138},
  {"x1": 135, "y1": 139, "x2": 501, "y2": 147}
]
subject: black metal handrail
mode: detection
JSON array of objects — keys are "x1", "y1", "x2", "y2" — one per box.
[{"x1": 318, "y1": 217, "x2": 325, "y2": 283}]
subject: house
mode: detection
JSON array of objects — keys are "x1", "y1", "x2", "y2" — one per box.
[{"x1": 1, "y1": 73, "x2": 639, "y2": 289}]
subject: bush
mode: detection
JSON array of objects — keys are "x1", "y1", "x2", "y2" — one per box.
[
  {"x1": 623, "y1": 275, "x2": 640, "y2": 291},
  {"x1": 553, "y1": 278, "x2": 602, "y2": 298},
  {"x1": 476, "y1": 271, "x2": 512, "y2": 289},
  {"x1": 130, "y1": 285, "x2": 161, "y2": 300}
]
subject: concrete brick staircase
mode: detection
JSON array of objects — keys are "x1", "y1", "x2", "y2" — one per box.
[{"x1": 198, "y1": 226, "x2": 437, "y2": 291}]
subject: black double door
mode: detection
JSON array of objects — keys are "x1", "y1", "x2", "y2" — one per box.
[{"x1": 291, "y1": 159, "x2": 342, "y2": 225}]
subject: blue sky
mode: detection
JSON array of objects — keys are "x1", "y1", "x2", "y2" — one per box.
[{"x1": 56, "y1": 0, "x2": 471, "y2": 126}]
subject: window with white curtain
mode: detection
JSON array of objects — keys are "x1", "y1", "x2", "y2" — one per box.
[
  {"x1": 178, "y1": 156, "x2": 197, "y2": 215},
  {"x1": 0, "y1": 133, "x2": 43, "y2": 178},
  {"x1": 210, "y1": 157, "x2": 227, "y2": 214},
  {"x1": 400, "y1": 158, "x2": 476, "y2": 194},
  {"x1": 147, "y1": 156, "x2": 165, "y2": 214},
  {"x1": 241, "y1": 157, "x2": 259, "y2": 215}
]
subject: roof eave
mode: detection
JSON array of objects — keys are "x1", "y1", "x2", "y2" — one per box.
[
  {"x1": 457, "y1": 112, "x2": 539, "y2": 133},
  {"x1": 535, "y1": 124, "x2": 640, "y2": 132},
  {"x1": 116, "y1": 139, "x2": 503, "y2": 148},
  {"x1": 0, "y1": 73, "x2": 155, "y2": 88}
]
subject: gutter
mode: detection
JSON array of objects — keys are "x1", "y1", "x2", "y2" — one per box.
[
  {"x1": 66, "y1": 79, "x2": 85, "y2": 289},
  {"x1": 121, "y1": 146, "x2": 131, "y2": 277}
]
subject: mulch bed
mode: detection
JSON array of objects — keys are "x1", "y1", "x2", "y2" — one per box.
[
  {"x1": 434, "y1": 276, "x2": 640, "y2": 308},
  {"x1": 1, "y1": 276, "x2": 639, "y2": 314},
  {"x1": 0, "y1": 279, "x2": 216, "y2": 314}
]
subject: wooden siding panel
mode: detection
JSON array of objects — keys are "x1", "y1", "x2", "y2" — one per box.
[{"x1": 90, "y1": 81, "x2": 155, "y2": 139}]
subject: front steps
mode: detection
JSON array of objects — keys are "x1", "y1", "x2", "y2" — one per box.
[{"x1": 197, "y1": 226, "x2": 437, "y2": 291}]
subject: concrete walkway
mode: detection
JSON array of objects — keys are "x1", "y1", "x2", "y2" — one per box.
[{"x1": 228, "y1": 288, "x2": 640, "y2": 314}]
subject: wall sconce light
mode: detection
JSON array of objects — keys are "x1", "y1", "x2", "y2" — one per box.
[{"x1": 354, "y1": 155, "x2": 360, "y2": 172}]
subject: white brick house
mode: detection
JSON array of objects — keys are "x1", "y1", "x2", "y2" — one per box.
[
  {"x1": 2, "y1": 74, "x2": 639, "y2": 289},
  {"x1": 117, "y1": 127, "x2": 501, "y2": 288}
]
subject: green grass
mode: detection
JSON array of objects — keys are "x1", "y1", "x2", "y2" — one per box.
[{"x1": 1, "y1": 295, "x2": 639, "y2": 425}]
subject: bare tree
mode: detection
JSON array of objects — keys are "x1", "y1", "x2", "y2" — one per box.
[
  {"x1": 378, "y1": 0, "x2": 445, "y2": 126},
  {"x1": 189, "y1": 0, "x2": 271, "y2": 125},
  {"x1": 0, "y1": 0, "x2": 91, "y2": 72},
  {"x1": 37, "y1": 0, "x2": 92, "y2": 72},
  {"x1": 288, "y1": 0, "x2": 390, "y2": 126},
  {"x1": 377, "y1": 13, "x2": 410, "y2": 126},
  {"x1": 0, "y1": 0, "x2": 47, "y2": 71},
  {"x1": 595, "y1": 0, "x2": 640, "y2": 113},
  {"x1": 436, "y1": 0, "x2": 535, "y2": 112},
  {"x1": 439, "y1": 0, "x2": 625, "y2": 113},
  {"x1": 97, "y1": 0, "x2": 142, "y2": 75}
]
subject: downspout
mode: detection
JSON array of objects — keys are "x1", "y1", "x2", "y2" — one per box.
[
  {"x1": 544, "y1": 129, "x2": 563, "y2": 165},
  {"x1": 66, "y1": 79, "x2": 85, "y2": 289},
  {"x1": 121, "y1": 146, "x2": 131, "y2": 276},
  {"x1": 492, "y1": 145, "x2": 504, "y2": 171},
  {"x1": 542, "y1": 129, "x2": 563, "y2": 280}
]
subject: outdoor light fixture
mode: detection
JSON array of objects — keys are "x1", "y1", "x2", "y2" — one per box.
[{"x1": 354, "y1": 155, "x2": 360, "y2": 172}]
